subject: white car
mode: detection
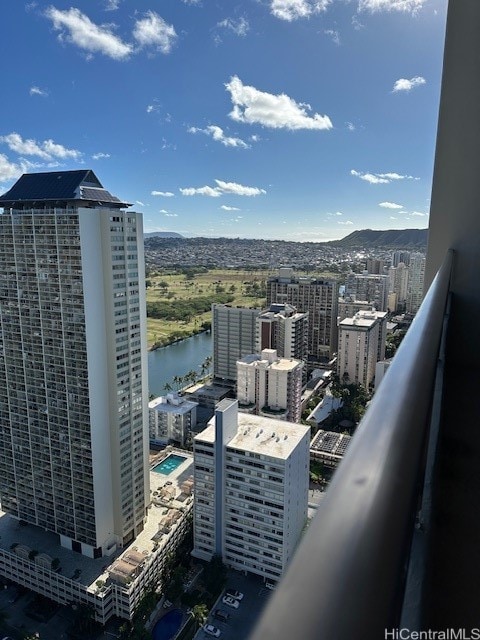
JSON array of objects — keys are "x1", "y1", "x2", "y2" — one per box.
[
  {"x1": 225, "y1": 588, "x2": 244, "y2": 601},
  {"x1": 222, "y1": 595, "x2": 239, "y2": 609},
  {"x1": 265, "y1": 582, "x2": 276, "y2": 591},
  {"x1": 203, "y1": 624, "x2": 221, "y2": 637}
]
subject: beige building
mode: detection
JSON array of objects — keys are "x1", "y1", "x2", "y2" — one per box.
[
  {"x1": 237, "y1": 349, "x2": 304, "y2": 423},
  {"x1": 149, "y1": 394, "x2": 198, "y2": 447},
  {"x1": 337, "y1": 310, "x2": 387, "y2": 388}
]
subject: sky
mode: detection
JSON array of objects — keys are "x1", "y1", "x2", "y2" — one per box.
[{"x1": 1, "y1": 0, "x2": 448, "y2": 241}]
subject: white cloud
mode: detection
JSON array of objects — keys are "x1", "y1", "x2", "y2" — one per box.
[
  {"x1": 379, "y1": 201, "x2": 403, "y2": 209},
  {"x1": 338, "y1": 220, "x2": 354, "y2": 225},
  {"x1": 217, "y1": 17, "x2": 249, "y2": 37},
  {"x1": 151, "y1": 190, "x2": 174, "y2": 197},
  {"x1": 0, "y1": 154, "x2": 22, "y2": 183},
  {"x1": 164, "y1": 213, "x2": 178, "y2": 217},
  {"x1": 104, "y1": 0, "x2": 121, "y2": 10},
  {"x1": 182, "y1": 0, "x2": 201, "y2": 4},
  {"x1": 390, "y1": 216, "x2": 397, "y2": 220},
  {"x1": 358, "y1": 0, "x2": 426, "y2": 14},
  {"x1": 159, "y1": 209, "x2": 168, "y2": 213},
  {"x1": 188, "y1": 125, "x2": 250, "y2": 149},
  {"x1": 215, "y1": 179, "x2": 266, "y2": 196},
  {"x1": 324, "y1": 29, "x2": 340, "y2": 45},
  {"x1": 346, "y1": 122, "x2": 355, "y2": 131},
  {"x1": 136, "y1": 201, "x2": 145, "y2": 207},
  {"x1": 270, "y1": 0, "x2": 331, "y2": 22},
  {"x1": 30, "y1": 86, "x2": 48, "y2": 97},
  {"x1": 92, "y1": 152, "x2": 110, "y2": 160},
  {"x1": 180, "y1": 186, "x2": 222, "y2": 197},
  {"x1": 411, "y1": 211, "x2": 426, "y2": 216},
  {"x1": 45, "y1": 7, "x2": 133, "y2": 60},
  {"x1": 0, "y1": 132, "x2": 82, "y2": 161},
  {"x1": 392, "y1": 76, "x2": 426, "y2": 92},
  {"x1": 351, "y1": 169, "x2": 417, "y2": 184},
  {"x1": 133, "y1": 11, "x2": 177, "y2": 54},
  {"x1": 225, "y1": 76, "x2": 333, "y2": 131},
  {"x1": 180, "y1": 180, "x2": 266, "y2": 198},
  {"x1": 335, "y1": 211, "x2": 343, "y2": 216},
  {"x1": 221, "y1": 205, "x2": 241, "y2": 211}
]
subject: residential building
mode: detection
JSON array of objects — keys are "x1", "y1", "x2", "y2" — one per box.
[
  {"x1": 406, "y1": 252, "x2": 426, "y2": 314},
  {"x1": 0, "y1": 170, "x2": 149, "y2": 558},
  {"x1": 391, "y1": 250, "x2": 411, "y2": 267},
  {"x1": 344, "y1": 273, "x2": 389, "y2": 311},
  {"x1": 388, "y1": 262, "x2": 409, "y2": 312},
  {"x1": 365, "y1": 258, "x2": 385, "y2": 274},
  {"x1": 236, "y1": 349, "x2": 304, "y2": 423},
  {"x1": 149, "y1": 394, "x2": 198, "y2": 447},
  {"x1": 337, "y1": 298, "x2": 373, "y2": 322},
  {"x1": 212, "y1": 304, "x2": 261, "y2": 384},
  {"x1": 337, "y1": 310, "x2": 387, "y2": 388},
  {"x1": 192, "y1": 399, "x2": 310, "y2": 582},
  {"x1": 266, "y1": 268, "x2": 338, "y2": 362},
  {"x1": 256, "y1": 303, "x2": 308, "y2": 362}
]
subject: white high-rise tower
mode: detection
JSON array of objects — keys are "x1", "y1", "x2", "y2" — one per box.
[{"x1": 0, "y1": 170, "x2": 149, "y2": 558}]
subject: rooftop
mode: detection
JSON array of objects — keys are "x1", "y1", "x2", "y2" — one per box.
[{"x1": 0, "y1": 170, "x2": 130, "y2": 208}]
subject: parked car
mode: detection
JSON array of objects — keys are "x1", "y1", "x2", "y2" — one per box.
[
  {"x1": 265, "y1": 581, "x2": 276, "y2": 591},
  {"x1": 213, "y1": 609, "x2": 230, "y2": 622},
  {"x1": 225, "y1": 589, "x2": 244, "y2": 601},
  {"x1": 222, "y1": 596, "x2": 239, "y2": 609},
  {"x1": 203, "y1": 624, "x2": 221, "y2": 637}
]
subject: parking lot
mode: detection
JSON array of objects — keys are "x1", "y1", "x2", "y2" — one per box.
[{"x1": 196, "y1": 572, "x2": 274, "y2": 640}]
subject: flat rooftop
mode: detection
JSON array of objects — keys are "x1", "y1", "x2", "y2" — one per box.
[{"x1": 0, "y1": 452, "x2": 194, "y2": 589}]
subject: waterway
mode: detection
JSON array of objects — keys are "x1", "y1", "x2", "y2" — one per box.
[{"x1": 147, "y1": 331, "x2": 212, "y2": 397}]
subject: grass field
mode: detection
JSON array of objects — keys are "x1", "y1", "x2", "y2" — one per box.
[{"x1": 145, "y1": 268, "x2": 270, "y2": 349}]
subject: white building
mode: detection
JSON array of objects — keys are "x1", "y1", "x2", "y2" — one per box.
[
  {"x1": 256, "y1": 303, "x2": 308, "y2": 362},
  {"x1": 237, "y1": 349, "x2": 304, "y2": 423},
  {"x1": 337, "y1": 310, "x2": 387, "y2": 388},
  {"x1": 338, "y1": 298, "x2": 373, "y2": 322},
  {"x1": 266, "y1": 268, "x2": 338, "y2": 361},
  {"x1": 149, "y1": 394, "x2": 198, "y2": 447},
  {"x1": 212, "y1": 304, "x2": 261, "y2": 384},
  {"x1": 344, "y1": 273, "x2": 389, "y2": 311},
  {"x1": 406, "y1": 253, "x2": 426, "y2": 315},
  {"x1": 192, "y1": 400, "x2": 310, "y2": 582}
]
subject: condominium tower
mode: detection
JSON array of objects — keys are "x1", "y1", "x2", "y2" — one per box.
[
  {"x1": 256, "y1": 303, "x2": 308, "y2": 362},
  {"x1": 266, "y1": 268, "x2": 338, "y2": 362},
  {"x1": 0, "y1": 170, "x2": 149, "y2": 558},
  {"x1": 192, "y1": 400, "x2": 310, "y2": 582}
]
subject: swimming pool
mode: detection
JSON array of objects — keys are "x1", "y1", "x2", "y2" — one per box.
[
  {"x1": 152, "y1": 454, "x2": 187, "y2": 475},
  {"x1": 152, "y1": 609, "x2": 183, "y2": 640}
]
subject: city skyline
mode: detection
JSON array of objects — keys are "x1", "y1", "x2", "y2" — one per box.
[{"x1": 1, "y1": 0, "x2": 447, "y2": 240}]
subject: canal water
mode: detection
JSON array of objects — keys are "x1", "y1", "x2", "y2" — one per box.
[{"x1": 147, "y1": 331, "x2": 212, "y2": 397}]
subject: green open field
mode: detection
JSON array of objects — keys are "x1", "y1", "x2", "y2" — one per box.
[{"x1": 145, "y1": 268, "x2": 270, "y2": 349}]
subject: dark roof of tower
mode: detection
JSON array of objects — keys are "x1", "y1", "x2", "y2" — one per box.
[{"x1": 0, "y1": 170, "x2": 131, "y2": 208}]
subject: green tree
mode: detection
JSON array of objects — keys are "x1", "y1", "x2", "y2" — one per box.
[{"x1": 191, "y1": 603, "x2": 208, "y2": 630}]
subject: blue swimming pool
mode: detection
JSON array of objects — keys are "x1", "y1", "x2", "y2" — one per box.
[
  {"x1": 152, "y1": 609, "x2": 183, "y2": 640},
  {"x1": 152, "y1": 454, "x2": 187, "y2": 475}
]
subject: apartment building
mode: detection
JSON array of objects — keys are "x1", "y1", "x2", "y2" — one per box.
[
  {"x1": 266, "y1": 268, "x2": 338, "y2": 362},
  {"x1": 344, "y1": 273, "x2": 389, "y2": 312},
  {"x1": 337, "y1": 310, "x2": 387, "y2": 388},
  {"x1": 256, "y1": 303, "x2": 308, "y2": 362},
  {"x1": 149, "y1": 394, "x2": 198, "y2": 447},
  {"x1": 192, "y1": 400, "x2": 309, "y2": 582},
  {"x1": 0, "y1": 170, "x2": 149, "y2": 557},
  {"x1": 406, "y1": 252, "x2": 426, "y2": 315},
  {"x1": 388, "y1": 262, "x2": 409, "y2": 312},
  {"x1": 212, "y1": 304, "x2": 261, "y2": 384},
  {"x1": 236, "y1": 349, "x2": 303, "y2": 423}
]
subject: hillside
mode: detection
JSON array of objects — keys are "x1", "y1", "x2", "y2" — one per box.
[
  {"x1": 144, "y1": 231, "x2": 184, "y2": 239},
  {"x1": 331, "y1": 228, "x2": 428, "y2": 249}
]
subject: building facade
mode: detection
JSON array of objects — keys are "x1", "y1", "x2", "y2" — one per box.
[
  {"x1": 388, "y1": 262, "x2": 409, "y2": 312},
  {"x1": 192, "y1": 400, "x2": 309, "y2": 582},
  {"x1": 236, "y1": 349, "x2": 304, "y2": 423},
  {"x1": 212, "y1": 304, "x2": 261, "y2": 384},
  {"x1": 256, "y1": 303, "x2": 308, "y2": 362},
  {"x1": 266, "y1": 268, "x2": 338, "y2": 362},
  {"x1": 0, "y1": 170, "x2": 149, "y2": 558},
  {"x1": 344, "y1": 273, "x2": 389, "y2": 312},
  {"x1": 337, "y1": 310, "x2": 387, "y2": 388},
  {"x1": 406, "y1": 253, "x2": 426, "y2": 315},
  {"x1": 149, "y1": 394, "x2": 198, "y2": 447}
]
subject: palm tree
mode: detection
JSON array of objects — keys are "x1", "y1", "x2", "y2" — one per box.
[
  {"x1": 191, "y1": 603, "x2": 208, "y2": 631},
  {"x1": 164, "y1": 382, "x2": 173, "y2": 393}
]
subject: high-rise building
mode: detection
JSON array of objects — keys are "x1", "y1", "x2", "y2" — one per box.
[
  {"x1": 337, "y1": 299, "x2": 373, "y2": 322},
  {"x1": 266, "y1": 268, "x2": 338, "y2": 362},
  {"x1": 388, "y1": 263, "x2": 409, "y2": 312},
  {"x1": 365, "y1": 258, "x2": 385, "y2": 275},
  {"x1": 337, "y1": 310, "x2": 387, "y2": 388},
  {"x1": 344, "y1": 273, "x2": 389, "y2": 311},
  {"x1": 149, "y1": 394, "x2": 198, "y2": 447},
  {"x1": 0, "y1": 170, "x2": 149, "y2": 558},
  {"x1": 237, "y1": 349, "x2": 304, "y2": 423},
  {"x1": 212, "y1": 304, "x2": 261, "y2": 384},
  {"x1": 192, "y1": 400, "x2": 310, "y2": 582},
  {"x1": 406, "y1": 253, "x2": 426, "y2": 315},
  {"x1": 256, "y1": 303, "x2": 308, "y2": 362},
  {"x1": 392, "y1": 250, "x2": 411, "y2": 267}
]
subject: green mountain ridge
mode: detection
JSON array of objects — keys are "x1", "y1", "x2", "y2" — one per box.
[{"x1": 331, "y1": 228, "x2": 428, "y2": 248}]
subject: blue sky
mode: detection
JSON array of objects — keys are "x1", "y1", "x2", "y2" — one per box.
[{"x1": 1, "y1": 0, "x2": 447, "y2": 241}]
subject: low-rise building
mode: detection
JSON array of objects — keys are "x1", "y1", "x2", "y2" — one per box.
[{"x1": 149, "y1": 394, "x2": 198, "y2": 447}]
